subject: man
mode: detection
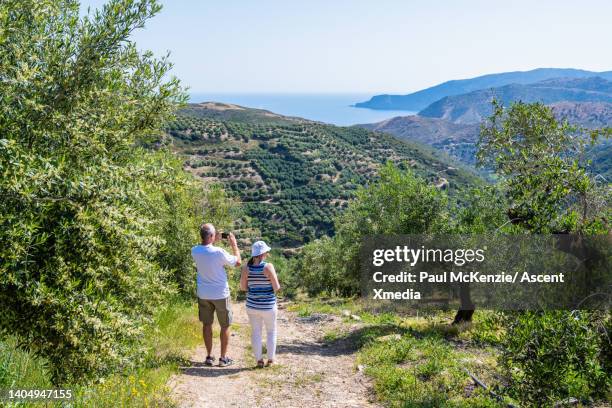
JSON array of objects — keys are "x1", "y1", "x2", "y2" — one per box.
[{"x1": 191, "y1": 223, "x2": 241, "y2": 367}]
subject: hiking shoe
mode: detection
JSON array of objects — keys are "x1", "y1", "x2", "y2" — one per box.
[
  {"x1": 256, "y1": 360, "x2": 265, "y2": 369},
  {"x1": 218, "y1": 356, "x2": 234, "y2": 367},
  {"x1": 204, "y1": 355, "x2": 215, "y2": 366}
]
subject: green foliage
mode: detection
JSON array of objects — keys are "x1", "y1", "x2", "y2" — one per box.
[
  {"x1": 298, "y1": 236, "x2": 349, "y2": 296},
  {"x1": 0, "y1": 299, "x2": 202, "y2": 407},
  {"x1": 588, "y1": 141, "x2": 612, "y2": 180},
  {"x1": 478, "y1": 100, "x2": 611, "y2": 233},
  {"x1": 499, "y1": 311, "x2": 610, "y2": 406},
  {"x1": 0, "y1": 0, "x2": 201, "y2": 384},
  {"x1": 454, "y1": 186, "x2": 509, "y2": 234},
  {"x1": 478, "y1": 101, "x2": 611, "y2": 406},
  {"x1": 0, "y1": 337, "x2": 51, "y2": 390},
  {"x1": 146, "y1": 152, "x2": 203, "y2": 295},
  {"x1": 202, "y1": 184, "x2": 242, "y2": 232},
  {"x1": 299, "y1": 163, "x2": 450, "y2": 296},
  {"x1": 338, "y1": 162, "x2": 450, "y2": 236}
]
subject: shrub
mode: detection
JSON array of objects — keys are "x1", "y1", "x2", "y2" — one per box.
[
  {"x1": 299, "y1": 236, "x2": 352, "y2": 296},
  {"x1": 299, "y1": 163, "x2": 450, "y2": 296},
  {"x1": 0, "y1": 0, "x2": 199, "y2": 384},
  {"x1": 500, "y1": 311, "x2": 610, "y2": 406},
  {"x1": 146, "y1": 153, "x2": 203, "y2": 295},
  {"x1": 479, "y1": 102, "x2": 612, "y2": 406}
]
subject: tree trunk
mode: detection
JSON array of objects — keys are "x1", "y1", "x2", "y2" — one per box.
[{"x1": 453, "y1": 283, "x2": 475, "y2": 324}]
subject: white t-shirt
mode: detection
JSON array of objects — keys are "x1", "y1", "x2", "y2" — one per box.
[{"x1": 192, "y1": 244, "x2": 238, "y2": 300}]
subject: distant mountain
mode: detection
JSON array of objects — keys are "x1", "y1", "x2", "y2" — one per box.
[
  {"x1": 354, "y1": 68, "x2": 612, "y2": 111},
  {"x1": 549, "y1": 101, "x2": 612, "y2": 128},
  {"x1": 359, "y1": 101, "x2": 612, "y2": 168},
  {"x1": 419, "y1": 77, "x2": 612, "y2": 124},
  {"x1": 358, "y1": 116, "x2": 480, "y2": 164},
  {"x1": 166, "y1": 103, "x2": 480, "y2": 247}
]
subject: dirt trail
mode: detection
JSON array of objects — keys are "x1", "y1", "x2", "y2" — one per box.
[{"x1": 168, "y1": 301, "x2": 379, "y2": 408}]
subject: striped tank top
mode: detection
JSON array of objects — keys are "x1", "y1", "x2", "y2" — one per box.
[{"x1": 246, "y1": 261, "x2": 276, "y2": 310}]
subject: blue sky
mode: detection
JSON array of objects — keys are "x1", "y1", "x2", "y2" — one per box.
[{"x1": 80, "y1": 0, "x2": 612, "y2": 94}]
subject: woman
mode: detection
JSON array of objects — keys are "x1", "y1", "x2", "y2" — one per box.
[{"x1": 240, "y1": 240, "x2": 281, "y2": 368}]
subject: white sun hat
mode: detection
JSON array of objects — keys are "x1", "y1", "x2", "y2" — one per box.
[{"x1": 251, "y1": 240, "x2": 272, "y2": 257}]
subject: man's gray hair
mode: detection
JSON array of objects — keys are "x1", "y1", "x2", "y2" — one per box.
[{"x1": 200, "y1": 223, "x2": 215, "y2": 242}]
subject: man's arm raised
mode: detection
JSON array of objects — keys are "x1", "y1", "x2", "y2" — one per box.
[{"x1": 228, "y1": 232, "x2": 241, "y2": 266}]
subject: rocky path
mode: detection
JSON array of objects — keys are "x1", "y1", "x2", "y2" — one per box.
[{"x1": 168, "y1": 301, "x2": 379, "y2": 408}]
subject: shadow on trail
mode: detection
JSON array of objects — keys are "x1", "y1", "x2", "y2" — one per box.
[
  {"x1": 314, "y1": 321, "x2": 470, "y2": 354},
  {"x1": 276, "y1": 340, "x2": 338, "y2": 356},
  {"x1": 335, "y1": 324, "x2": 410, "y2": 349},
  {"x1": 180, "y1": 361, "x2": 253, "y2": 378},
  {"x1": 277, "y1": 324, "x2": 412, "y2": 357}
]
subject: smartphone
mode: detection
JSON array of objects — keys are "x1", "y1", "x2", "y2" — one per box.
[{"x1": 221, "y1": 232, "x2": 229, "y2": 239}]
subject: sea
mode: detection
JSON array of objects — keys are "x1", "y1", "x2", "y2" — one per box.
[{"x1": 188, "y1": 93, "x2": 415, "y2": 126}]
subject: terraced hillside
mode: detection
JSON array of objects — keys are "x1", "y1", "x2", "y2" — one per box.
[{"x1": 165, "y1": 103, "x2": 480, "y2": 247}]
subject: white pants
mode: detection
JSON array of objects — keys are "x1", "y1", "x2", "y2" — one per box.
[{"x1": 246, "y1": 306, "x2": 277, "y2": 361}]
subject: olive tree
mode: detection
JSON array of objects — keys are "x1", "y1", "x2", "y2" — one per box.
[
  {"x1": 478, "y1": 101, "x2": 611, "y2": 405},
  {"x1": 478, "y1": 100, "x2": 610, "y2": 234},
  {"x1": 299, "y1": 162, "x2": 450, "y2": 296},
  {"x1": 0, "y1": 0, "x2": 196, "y2": 383}
]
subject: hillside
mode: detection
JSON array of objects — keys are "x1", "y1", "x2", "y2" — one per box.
[
  {"x1": 178, "y1": 102, "x2": 309, "y2": 124},
  {"x1": 166, "y1": 103, "x2": 481, "y2": 247},
  {"x1": 360, "y1": 101, "x2": 612, "y2": 172},
  {"x1": 358, "y1": 115, "x2": 480, "y2": 164},
  {"x1": 549, "y1": 101, "x2": 612, "y2": 128},
  {"x1": 588, "y1": 141, "x2": 612, "y2": 181},
  {"x1": 419, "y1": 77, "x2": 612, "y2": 124},
  {"x1": 354, "y1": 68, "x2": 612, "y2": 111}
]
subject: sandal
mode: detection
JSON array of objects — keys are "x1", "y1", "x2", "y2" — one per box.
[
  {"x1": 219, "y1": 356, "x2": 234, "y2": 367},
  {"x1": 256, "y1": 360, "x2": 265, "y2": 368},
  {"x1": 265, "y1": 360, "x2": 274, "y2": 367}
]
